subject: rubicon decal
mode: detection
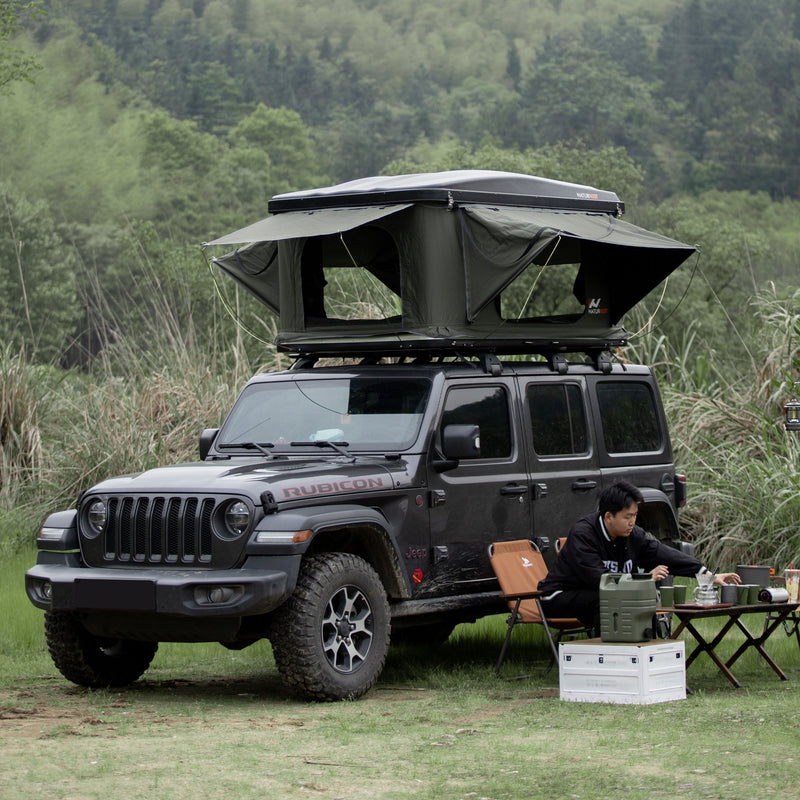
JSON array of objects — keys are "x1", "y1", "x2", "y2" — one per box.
[{"x1": 282, "y1": 476, "x2": 386, "y2": 498}]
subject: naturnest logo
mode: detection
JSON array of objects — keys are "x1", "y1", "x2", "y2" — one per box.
[{"x1": 587, "y1": 298, "x2": 609, "y2": 315}]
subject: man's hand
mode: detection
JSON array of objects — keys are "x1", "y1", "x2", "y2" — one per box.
[
  {"x1": 713, "y1": 572, "x2": 741, "y2": 585},
  {"x1": 650, "y1": 565, "x2": 670, "y2": 581}
]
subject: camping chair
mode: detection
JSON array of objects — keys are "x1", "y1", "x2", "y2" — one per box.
[{"x1": 489, "y1": 539, "x2": 591, "y2": 676}]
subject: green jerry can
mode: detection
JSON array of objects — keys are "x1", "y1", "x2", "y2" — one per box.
[{"x1": 599, "y1": 573, "x2": 657, "y2": 643}]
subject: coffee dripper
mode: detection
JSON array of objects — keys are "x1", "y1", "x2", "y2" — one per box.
[{"x1": 693, "y1": 570, "x2": 719, "y2": 606}]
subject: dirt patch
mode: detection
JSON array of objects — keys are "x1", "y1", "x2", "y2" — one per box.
[
  {"x1": 0, "y1": 675, "x2": 465, "y2": 800},
  {"x1": 0, "y1": 675, "x2": 440, "y2": 743}
]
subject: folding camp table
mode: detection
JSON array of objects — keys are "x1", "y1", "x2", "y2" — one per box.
[{"x1": 666, "y1": 602, "x2": 797, "y2": 688}]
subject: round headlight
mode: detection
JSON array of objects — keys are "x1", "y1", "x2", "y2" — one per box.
[
  {"x1": 224, "y1": 500, "x2": 251, "y2": 535},
  {"x1": 86, "y1": 499, "x2": 107, "y2": 534}
]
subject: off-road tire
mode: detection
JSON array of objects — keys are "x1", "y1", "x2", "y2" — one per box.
[
  {"x1": 270, "y1": 552, "x2": 390, "y2": 701},
  {"x1": 44, "y1": 611, "x2": 158, "y2": 688}
]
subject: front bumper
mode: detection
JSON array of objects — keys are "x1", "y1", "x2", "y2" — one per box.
[{"x1": 25, "y1": 561, "x2": 295, "y2": 618}]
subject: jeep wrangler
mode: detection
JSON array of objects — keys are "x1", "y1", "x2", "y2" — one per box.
[{"x1": 26, "y1": 171, "x2": 694, "y2": 700}]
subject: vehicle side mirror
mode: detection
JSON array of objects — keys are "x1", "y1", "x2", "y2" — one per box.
[
  {"x1": 199, "y1": 428, "x2": 218, "y2": 460},
  {"x1": 442, "y1": 424, "x2": 481, "y2": 460}
]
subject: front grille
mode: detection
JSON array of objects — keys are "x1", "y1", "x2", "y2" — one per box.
[{"x1": 96, "y1": 495, "x2": 218, "y2": 565}]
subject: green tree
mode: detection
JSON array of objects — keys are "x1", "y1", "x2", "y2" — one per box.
[
  {"x1": 0, "y1": 0, "x2": 43, "y2": 94},
  {"x1": 505, "y1": 39, "x2": 521, "y2": 90},
  {"x1": 228, "y1": 104, "x2": 324, "y2": 193},
  {"x1": 185, "y1": 60, "x2": 244, "y2": 132},
  {"x1": 139, "y1": 109, "x2": 223, "y2": 236},
  {"x1": 630, "y1": 193, "x2": 768, "y2": 367},
  {"x1": 584, "y1": 17, "x2": 654, "y2": 81},
  {"x1": 0, "y1": 183, "x2": 79, "y2": 362},
  {"x1": 514, "y1": 44, "x2": 662, "y2": 159},
  {"x1": 702, "y1": 13, "x2": 800, "y2": 196}
]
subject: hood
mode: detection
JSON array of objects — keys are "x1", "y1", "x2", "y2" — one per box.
[{"x1": 87, "y1": 457, "x2": 406, "y2": 505}]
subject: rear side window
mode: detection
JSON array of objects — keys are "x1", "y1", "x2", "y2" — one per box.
[
  {"x1": 596, "y1": 382, "x2": 661, "y2": 453},
  {"x1": 527, "y1": 384, "x2": 587, "y2": 456},
  {"x1": 442, "y1": 385, "x2": 511, "y2": 459}
]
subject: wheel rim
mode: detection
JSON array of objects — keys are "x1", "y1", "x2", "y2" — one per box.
[{"x1": 321, "y1": 584, "x2": 374, "y2": 674}]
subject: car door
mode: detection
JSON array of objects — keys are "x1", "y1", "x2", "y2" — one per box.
[
  {"x1": 426, "y1": 378, "x2": 531, "y2": 593},
  {"x1": 521, "y1": 376, "x2": 601, "y2": 567}
]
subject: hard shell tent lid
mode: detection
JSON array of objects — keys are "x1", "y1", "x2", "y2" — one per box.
[
  {"x1": 266, "y1": 170, "x2": 624, "y2": 214},
  {"x1": 206, "y1": 171, "x2": 696, "y2": 356}
]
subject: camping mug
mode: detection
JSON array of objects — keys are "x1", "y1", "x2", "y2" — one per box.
[{"x1": 720, "y1": 584, "x2": 738, "y2": 604}]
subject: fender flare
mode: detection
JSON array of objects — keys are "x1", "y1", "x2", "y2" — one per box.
[{"x1": 254, "y1": 504, "x2": 409, "y2": 597}]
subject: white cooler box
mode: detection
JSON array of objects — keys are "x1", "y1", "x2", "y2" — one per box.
[{"x1": 559, "y1": 639, "x2": 686, "y2": 705}]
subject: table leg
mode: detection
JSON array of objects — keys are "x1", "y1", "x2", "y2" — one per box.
[
  {"x1": 782, "y1": 610, "x2": 800, "y2": 644},
  {"x1": 727, "y1": 610, "x2": 792, "y2": 681},
  {"x1": 674, "y1": 615, "x2": 742, "y2": 688},
  {"x1": 792, "y1": 613, "x2": 800, "y2": 648}
]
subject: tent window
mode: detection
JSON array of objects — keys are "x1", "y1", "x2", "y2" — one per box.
[
  {"x1": 300, "y1": 226, "x2": 402, "y2": 325},
  {"x1": 499, "y1": 261, "x2": 585, "y2": 321}
]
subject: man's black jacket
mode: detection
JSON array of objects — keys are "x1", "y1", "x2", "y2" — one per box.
[{"x1": 538, "y1": 513, "x2": 703, "y2": 594}]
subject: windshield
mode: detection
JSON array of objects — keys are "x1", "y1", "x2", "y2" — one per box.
[{"x1": 218, "y1": 377, "x2": 431, "y2": 452}]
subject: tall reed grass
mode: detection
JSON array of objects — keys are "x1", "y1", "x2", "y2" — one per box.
[
  {"x1": 0, "y1": 247, "x2": 286, "y2": 551},
  {"x1": 646, "y1": 286, "x2": 800, "y2": 569}
]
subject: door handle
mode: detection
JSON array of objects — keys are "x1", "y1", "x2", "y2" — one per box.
[
  {"x1": 571, "y1": 479, "x2": 598, "y2": 492},
  {"x1": 500, "y1": 484, "x2": 529, "y2": 496}
]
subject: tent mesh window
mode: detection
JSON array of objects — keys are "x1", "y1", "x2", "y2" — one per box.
[
  {"x1": 499, "y1": 259, "x2": 585, "y2": 322},
  {"x1": 300, "y1": 226, "x2": 402, "y2": 326}
]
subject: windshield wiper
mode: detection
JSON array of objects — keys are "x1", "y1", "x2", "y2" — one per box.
[
  {"x1": 218, "y1": 442, "x2": 276, "y2": 459},
  {"x1": 290, "y1": 440, "x2": 354, "y2": 460}
]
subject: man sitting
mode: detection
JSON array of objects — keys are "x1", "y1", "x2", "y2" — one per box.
[{"x1": 538, "y1": 479, "x2": 739, "y2": 631}]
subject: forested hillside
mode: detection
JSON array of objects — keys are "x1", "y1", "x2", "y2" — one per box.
[
  {"x1": 27, "y1": 0, "x2": 800, "y2": 198},
  {"x1": 2, "y1": 0, "x2": 799, "y2": 369}
]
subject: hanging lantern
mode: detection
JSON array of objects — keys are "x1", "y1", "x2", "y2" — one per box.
[{"x1": 785, "y1": 399, "x2": 800, "y2": 431}]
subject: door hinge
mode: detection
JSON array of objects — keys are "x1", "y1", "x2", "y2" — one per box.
[{"x1": 430, "y1": 489, "x2": 447, "y2": 507}]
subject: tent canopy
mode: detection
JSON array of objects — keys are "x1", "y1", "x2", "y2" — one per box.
[
  {"x1": 206, "y1": 204, "x2": 411, "y2": 247},
  {"x1": 206, "y1": 171, "x2": 695, "y2": 355}
]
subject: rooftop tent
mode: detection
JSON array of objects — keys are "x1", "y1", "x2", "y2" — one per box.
[{"x1": 205, "y1": 171, "x2": 696, "y2": 355}]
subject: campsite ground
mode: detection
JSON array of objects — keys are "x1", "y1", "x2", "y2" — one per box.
[
  {"x1": 2, "y1": 553, "x2": 796, "y2": 799},
  {"x1": 2, "y1": 629, "x2": 799, "y2": 800}
]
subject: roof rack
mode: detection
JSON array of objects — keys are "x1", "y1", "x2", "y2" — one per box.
[
  {"x1": 281, "y1": 334, "x2": 627, "y2": 359},
  {"x1": 288, "y1": 343, "x2": 619, "y2": 375}
]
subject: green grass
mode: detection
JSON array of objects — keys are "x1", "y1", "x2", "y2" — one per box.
[{"x1": 6, "y1": 550, "x2": 800, "y2": 799}]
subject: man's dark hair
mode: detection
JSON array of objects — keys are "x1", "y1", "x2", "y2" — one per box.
[{"x1": 598, "y1": 479, "x2": 643, "y2": 516}]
